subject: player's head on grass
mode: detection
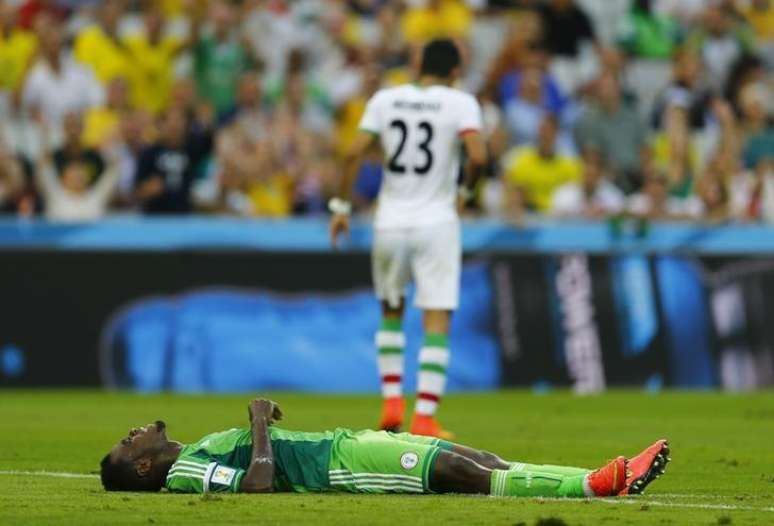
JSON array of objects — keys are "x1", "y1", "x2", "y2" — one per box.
[
  {"x1": 100, "y1": 420, "x2": 182, "y2": 491},
  {"x1": 419, "y1": 39, "x2": 462, "y2": 82}
]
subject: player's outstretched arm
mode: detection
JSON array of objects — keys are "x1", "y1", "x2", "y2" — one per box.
[
  {"x1": 329, "y1": 130, "x2": 377, "y2": 248},
  {"x1": 239, "y1": 399, "x2": 281, "y2": 493}
]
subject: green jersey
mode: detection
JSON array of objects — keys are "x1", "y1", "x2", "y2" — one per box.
[
  {"x1": 165, "y1": 427, "x2": 334, "y2": 494},
  {"x1": 165, "y1": 427, "x2": 448, "y2": 495}
]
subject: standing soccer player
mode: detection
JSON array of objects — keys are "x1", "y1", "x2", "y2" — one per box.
[{"x1": 329, "y1": 39, "x2": 488, "y2": 438}]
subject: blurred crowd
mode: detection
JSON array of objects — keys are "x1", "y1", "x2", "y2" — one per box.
[{"x1": 0, "y1": 0, "x2": 771, "y2": 223}]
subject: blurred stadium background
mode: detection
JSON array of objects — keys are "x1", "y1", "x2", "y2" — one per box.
[{"x1": 0, "y1": 0, "x2": 773, "y2": 396}]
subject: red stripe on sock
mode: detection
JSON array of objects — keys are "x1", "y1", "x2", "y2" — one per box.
[
  {"x1": 417, "y1": 392, "x2": 440, "y2": 402},
  {"x1": 382, "y1": 375, "x2": 402, "y2": 383}
]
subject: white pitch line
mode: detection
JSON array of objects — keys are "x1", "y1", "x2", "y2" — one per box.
[
  {"x1": 0, "y1": 470, "x2": 98, "y2": 479},
  {"x1": 2, "y1": 471, "x2": 773, "y2": 513},
  {"x1": 597, "y1": 498, "x2": 774, "y2": 513}
]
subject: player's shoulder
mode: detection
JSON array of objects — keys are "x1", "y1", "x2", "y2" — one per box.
[
  {"x1": 368, "y1": 84, "x2": 414, "y2": 103},
  {"x1": 431, "y1": 85, "x2": 479, "y2": 105}
]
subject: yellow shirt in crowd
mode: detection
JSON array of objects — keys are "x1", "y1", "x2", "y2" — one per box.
[
  {"x1": 247, "y1": 174, "x2": 294, "y2": 217},
  {"x1": 82, "y1": 107, "x2": 121, "y2": 148},
  {"x1": 504, "y1": 147, "x2": 581, "y2": 212},
  {"x1": 401, "y1": 0, "x2": 472, "y2": 44},
  {"x1": 0, "y1": 28, "x2": 37, "y2": 91},
  {"x1": 742, "y1": 3, "x2": 774, "y2": 39},
  {"x1": 75, "y1": 25, "x2": 183, "y2": 115},
  {"x1": 123, "y1": 34, "x2": 184, "y2": 114},
  {"x1": 74, "y1": 25, "x2": 133, "y2": 85}
]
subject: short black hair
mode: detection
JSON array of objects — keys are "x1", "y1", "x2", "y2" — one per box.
[
  {"x1": 420, "y1": 39, "x2": 461, "y2": 79},
  {"x1": 100, "y1": 454, "x2": 163, "y2": 492}
]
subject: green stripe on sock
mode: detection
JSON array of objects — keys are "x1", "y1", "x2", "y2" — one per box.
[
  {"x1": 378, "y1": 347, "x2": 403, "y2": 355},
  {"x1": 381, "y1": 318, "x2": 403, "y2": 332},
  {"x1": 424, "y1": 333, "x2": 448, "y2": 347},
  {"x1": 419, "y1": 363, "x2": 446, "y2": 374}
]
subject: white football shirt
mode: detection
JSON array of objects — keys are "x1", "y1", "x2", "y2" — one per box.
[{"x1": 359, "y1": 84, "x2": 483, "y2": 229}]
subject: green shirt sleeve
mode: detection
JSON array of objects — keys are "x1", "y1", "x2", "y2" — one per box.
[{"x1": 165, "y1": 455, "x2": 246, "y2": 494}]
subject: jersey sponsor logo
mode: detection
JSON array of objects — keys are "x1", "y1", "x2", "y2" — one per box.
[
  {"x1": 400, "y1": 452, "x2": 419, "y2": 471},
  {"x1": 210, "y1": 466, "x2": 236, "y2": 486}
]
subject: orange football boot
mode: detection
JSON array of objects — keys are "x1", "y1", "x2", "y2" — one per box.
[
  {"x1": 409, "y1": 414, "x2": 455, "y2": 440},
  {"x1": 379, "y1": 397, "x2": 405, "y2": 432},
  {"x1": 587, "y1": 456, "x2": 628, "y2": 496},
  {"x1": 620, "y1": 439, "x2": 670, "y2": 495}
]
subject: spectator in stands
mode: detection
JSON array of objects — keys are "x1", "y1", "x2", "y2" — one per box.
[
  {"x1": 0, "y1": 133, "x2": 24, "y2": 213},
  {"x1": 35, "y1": 146, "x2": 120, "y2": 222},
  {"x1": 628, "y1": 168, "x2": 703, "y2": 220},
  {"x1": 16, "y1": 0, "x2": 66, "y2": 31},
  {"x1": 740, "y1": 0, "x2": 774, "y2": 39},
  {"x1": 270, "y1": 59, "x2": 334, "y2": 136},
  {"x1": 112, "y1": 109, "x2": 149, "y2": 209},
  {"x1": 82, "y1": 76, "x2": 133, "y2": 150},
  {"x1": 740, "y1": 0, "x2": 774, "y2": 67},
  {"x1": 654, "y1": 0, "x2": 706, "y2": 25},
  {"x1": 536, "y1": 0, "x2": 598, "y2": 60},
  {"x1": 481, "y1": 9, "x2": 544, "y2": 102},
  {"x1": 617, "y1": 0, "x2": 682, "y2": 60},
  {"x1": 695, "y1": 172, "x2": 730, "y2": 223},
  {"x1": 651, "y1": 103, "x2": 697, "y2": 198},
  {"x1": 217, "y1": 71, "x2": 267, "y2": 134},
  {"x1": 500, "y1": 64, "x2": 575, "y2": 153},
  {"x1": 738, "y1": 82, "x2": 774, "y2": 170},
  {"x1": 401, "y1": 0, "x2": 473, "y2": 47},
  {"x1": 686, "y1": 2, "x2": 757, "y2": 91},
  {"x1": 134, "y1": 107, "x2": 212, "y2": 214},
  {"x1": 193, "y1": 0, "x2": 253, "y2": 114},
  {"x1": 651, "y1": 49, "x2": 712, "y2": 130},
  {"x1": 374, "y1": 2, "x2": 410, "y2": 75},
  {"x1": 550, "y1": 150, "x2": 625, "y2": 218},
  {"x1": 575, "y1": 72, "x2": 650, "y2": 193},
  {"x1": 503, "y1": 114, "x2": 581, "y2": 217},
  {"x1": 22, "y1": 16, "x2": 104, "y2": 131},
  {"x1": 123, "y1": 5, "x2": 198, "y2": 116},
  {"x1": 73, "y1": 1, "x2": 132, "y2": 86},
  {"x1": 730, "y1": 156, "x2": 774, "y2": 222},
  {"x1": 0, "y1": 1, "x2": 37, "y2": 116},
  {"x1": 52, "y1": 112, "x2": 105, "y2": 185}
]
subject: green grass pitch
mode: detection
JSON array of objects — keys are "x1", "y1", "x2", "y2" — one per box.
[{"x1": 1, "y1": 390, "x2": 772, "y2": 525}]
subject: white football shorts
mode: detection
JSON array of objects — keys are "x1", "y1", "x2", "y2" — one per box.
[{"x1": 371, "y1": 221, "x2": 461, "y2": 310}]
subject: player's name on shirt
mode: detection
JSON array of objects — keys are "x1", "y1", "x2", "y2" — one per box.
[{"x1": 392, "y1": 100, "x2": 442, "y2": 112}]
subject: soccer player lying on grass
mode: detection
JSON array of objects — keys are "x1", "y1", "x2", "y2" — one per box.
[{"x1": 101, "y1": 398, "x2": 670, "y2": 498}]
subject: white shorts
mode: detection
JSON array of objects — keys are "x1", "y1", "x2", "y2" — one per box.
[{"x1": 371, "y1": 221, "x2": 461, "y2": 311}]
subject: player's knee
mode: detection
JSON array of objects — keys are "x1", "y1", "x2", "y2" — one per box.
[
  {"x1": 445, "y1": 452, "x2": 481, "y2": 478},
  {"x1": 477, "y1": 450, "x2": 507, "y2": 469}
]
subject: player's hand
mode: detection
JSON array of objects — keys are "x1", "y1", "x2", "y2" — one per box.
[
  {"x1": 248, "y1": 399, "x2": 283, "y2": 425},
  {"x1": 329, "y1": 213, "x2": 350, "y2": 248}
]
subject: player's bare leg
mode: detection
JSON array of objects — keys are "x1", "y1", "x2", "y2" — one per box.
[
  {"x1": 411, "y1": 309, "x2": 454, "y2": 439},
  {"x1": 377, "y1": 299, "x2": 406, "y2": 432},
  {"x1": 431, "y1": 450, "x2": 492, "y2": 494},
  {"x1": 448, "y1": 444, "x2": 590, "y2": 475}
]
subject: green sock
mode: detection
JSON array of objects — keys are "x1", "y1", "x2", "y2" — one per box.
[
  {"x1": 376, "y1": 318, "x2": 405, "y2": 399},
  {"x1": 416, "y1": 333, "x2": 449, "y2": 417},
  {"x1": 490, "y1": 469, "x2": 588, "y2": 498},
  {"x1": 508, "y1": 462, "x2": 590, "y2": 477}
]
